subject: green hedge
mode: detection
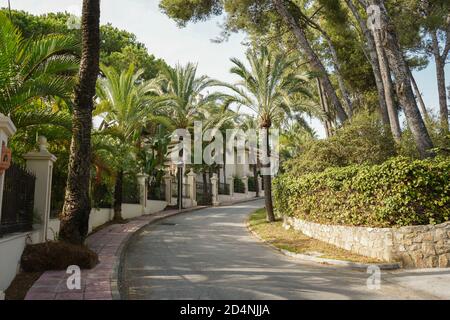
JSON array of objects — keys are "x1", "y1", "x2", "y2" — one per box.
[{"x1": 273, "y1": 157, "x2": 450, "y2": 227}]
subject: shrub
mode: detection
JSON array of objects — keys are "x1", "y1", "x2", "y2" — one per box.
[
  {"x1": 21, "y1": 241, "x2": 99, "y2": 272},
  {"x1": 282, "y1": 112, "x2": 396, "y2": 174},
  {"x1": 248, "y1": 176, "x2": 256, "y2": 192},
  {"x1": 273, "y1": 157, "x2": 450, "y2": 227},
  {"x1": 233, "y1": 176, "x2": 245, "y2": 193}
]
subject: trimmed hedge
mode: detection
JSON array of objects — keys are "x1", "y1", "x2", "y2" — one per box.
[{"x1": 273, "y1": 157, "x2": 450, "y2": 227}]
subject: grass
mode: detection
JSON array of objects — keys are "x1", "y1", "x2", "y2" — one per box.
[{"x1": 248, "y1": 208, "x2": 383, "y2": 264}]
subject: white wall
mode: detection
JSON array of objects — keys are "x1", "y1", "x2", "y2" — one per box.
[
  {"x1": 145, "y1": 200, "x2": 167, "y2": 214},
  {"x1": 88, "y1": 208, "x2": 113, "y2": 233},
  {"x1": 0, "y1": 230, "x2": 40, "y2": 294},
  {"x1": 47, "y1": 219, "x2": 60, "y2": 240},
  {"x1": 121, "y1": 204, "x2": 142, "y2": 220}
]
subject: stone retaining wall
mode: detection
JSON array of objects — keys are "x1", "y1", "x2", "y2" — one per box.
[{"x1": 284, "y1": 217, "x2": 450, "y2": 268}]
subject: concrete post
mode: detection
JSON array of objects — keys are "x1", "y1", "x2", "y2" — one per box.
[
  {"x1": 137, "y1": 173, "x2": 148, "y2": 215},
  {"x1": 24, "y1": 136, "x2": 57, "y2": 243},
  {"x1": 210, "y1": 173, "x2": 219, "y2": 206},
  {"x1": 242, "y1": 175, "x2": 249, "y2": 197},
  {"x1": 257, "y1": 175, "x2": 263, "y2": 197},
  {"x1": 227, "y1": 176, "x2": 234, "y2": 200},
  {"x1": 187, "y1": 169, "x2": 197, "y2": 207},
  {"x1": 0, "y1": 114, "x2": 16, "y2": 223},
  {"x1": 163, "y1": 173, "x2": 172, "y2": 205}
]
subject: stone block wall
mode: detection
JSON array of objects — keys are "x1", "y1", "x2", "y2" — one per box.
[{"x1": 284, "y1": 217, "x2": 450, "y2": 268}]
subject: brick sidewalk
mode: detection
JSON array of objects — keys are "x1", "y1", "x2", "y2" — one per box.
[{"x1": 25, "y1": 208, "x2": 201, "y2": 300}]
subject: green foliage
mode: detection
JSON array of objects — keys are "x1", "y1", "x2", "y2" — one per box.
[
  {"x1": 248, "y1": 176, "x2": 256, "y2": 191},
  {"x1": 91, "y1": 183, "x2": 114, "y2": 209},
  {"x1": 159, "y1": 0, "x2": 223, "y2": 26},
  {"x1": 283, "y1": 112, "x2": 396, "y2": 174},
  {"x1": 233, "y1": 176, "x2": 245, "y2": 193},
  {"x1": 4, "y1": 9, "x2": 168, "y2": 80},
  {"x1": 274, "y1": 157, "x2": 450, "y2": 227},
  {"x1": 217, "y1": 46, "x2": 313, "y2": 128},
  {"x1": 0, "y1": 11, "x2": 79, "y2": 115}
]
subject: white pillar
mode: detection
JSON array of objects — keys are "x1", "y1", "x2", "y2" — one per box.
[
  {"x1": 257, "y1": 175, "x2": 263, "y2": 197},
  {"x1": 137, "y1": 173, "x2": 148, "y2": 215},
  {"x1": 187, "y1": 169, "x2": 197, "y2": 207},
  {"x1": 163, "y1": 173, "x2": 172, "y2": 205},
  {"x1": 227, "y1": 176, "x2": 234, "y2": 200},
  {"x1": 210, "y1": 173, "x2": 219, "y2": 206},
  {"x1": 24, "y1": 136, "x2": 57, "y2": 243},
  {"x1": 242, "y1": 175, "x2": 249, "y2": 198},
  {"x1": 0, "y1": 114, "x2": 16, "y2": 223}
]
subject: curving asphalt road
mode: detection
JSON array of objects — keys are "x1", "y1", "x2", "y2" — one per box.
[{"x1": 120, "y1": 199, "x2": 446, "y2": 300}]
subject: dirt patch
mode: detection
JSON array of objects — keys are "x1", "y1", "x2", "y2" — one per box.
[
  {"x1": 5, "y1": 272, "x2": 42, "y2": 300},
  {"x1": 21, "y1": 241, "x2": 99, "y2": 272},
  {"x1": 249, "y1": 208, "x2": 382, "y2": 264}
]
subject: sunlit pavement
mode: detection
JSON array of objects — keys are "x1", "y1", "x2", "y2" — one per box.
[{"x1": 121, "y1": 199, "x2": 450, "y2": 300}]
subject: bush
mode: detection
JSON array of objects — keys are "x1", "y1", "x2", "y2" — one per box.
[
  {"x1": 21, "y1": 241, "x2": 99, "y2": 272},
  {"x1": 248, "y1": 176, "x2": 256, "y2": 192},
  {"x1": 234, "y1": 177, "x2": 245, "y2": 193},
  {"x1": 273, "y1": 157, "x2": 450, "y2": 227},
  {"x1": 282, "y1": 112, "x2": 396, "y2": 174}
]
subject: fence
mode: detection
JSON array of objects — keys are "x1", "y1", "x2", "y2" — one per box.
[
  {"x1": 122, "y1": 176, "x2": 140, "y2": 204},
  {"x1": 196, "y1": 182, "x2": 212, "y2": 205},
  {"x1": 148, "y1": 182, "x2": 166, "y2": 201},
  {"x1": 234, "y1": 178, "x2": 245, "y2": 193},
  {"x1": 218, "y1": 183, "x2": 230, "y2": 195},
  {"x1": 0, "y1": 163, "x2": 36, "y2": 236},
  {"x1": 248, "y1": 176, "x2": 256, "y2": 192}
]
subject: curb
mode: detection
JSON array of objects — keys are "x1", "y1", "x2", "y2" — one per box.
[{"x1": 246, "y1": 219, "x2": 401, "y2": 271}]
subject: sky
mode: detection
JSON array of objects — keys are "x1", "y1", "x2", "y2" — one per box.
[{"x1": 3, "y1": 0, "x2": 449, "y2": 137}]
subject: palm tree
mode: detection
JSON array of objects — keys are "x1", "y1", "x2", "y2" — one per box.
[
  {"x1": 156, "y1": 63, "x2": 219, "y2": 129},
  {"x1": 96, "y1": 64, "x2": 162, "y2": 220},
  {"x1": 0, "y1": 12, "x2": 79, "y2": 129},
  {"x1": 218, "y1": 47, "x2": 312, "y2": 222},
  {"x1": 59, "y1": 0, "x2": 100, "y2": 245}
]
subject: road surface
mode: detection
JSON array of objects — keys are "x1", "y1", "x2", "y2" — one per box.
[{"x1": 120, "y1": 199, "x2": 449, "y2": 300}]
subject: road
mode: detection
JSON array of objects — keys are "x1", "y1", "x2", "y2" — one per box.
[{"x1": 120, "y1": 199, "x2": 449, "y2": 300}]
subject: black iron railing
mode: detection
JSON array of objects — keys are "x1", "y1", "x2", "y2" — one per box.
[
  {"x1": 196, "y1": 182, "x2": 212, "y2": 205},
  {"x1": 234, "y1": 179, "x2": 245, "y2": 193},
  {"x1": 248, "y1": 177, "x2": 256, "y2": 192},
  {"x1": 148, "y1": 182, "x2": 166, "y2": 201},
  {"x1": 0, "y1": 163, "x2": 35, "y2": 236},
  {"x1": 218, "y1": 183, "x2": 230, "y2": 195}
]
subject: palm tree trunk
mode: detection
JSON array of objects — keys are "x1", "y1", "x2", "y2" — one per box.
[
  {"x1": 367, "y1": 0, "x2": 433, "y2": 157},
  {"x1": 261, "y1": 126, "x2": 275, "y2": 222},
  {"x1": 113, "y1": 170, "x2": 123, "y2": 221},
  {"x1": 272, "y1": 0, "x2": 348, "y2": 123},
  {"x1": 253, "y1": 164, "x2": 259, "y2": 196},
  {"x1": 59, "y1": 0, "x2": 100, "y2": 245}
]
